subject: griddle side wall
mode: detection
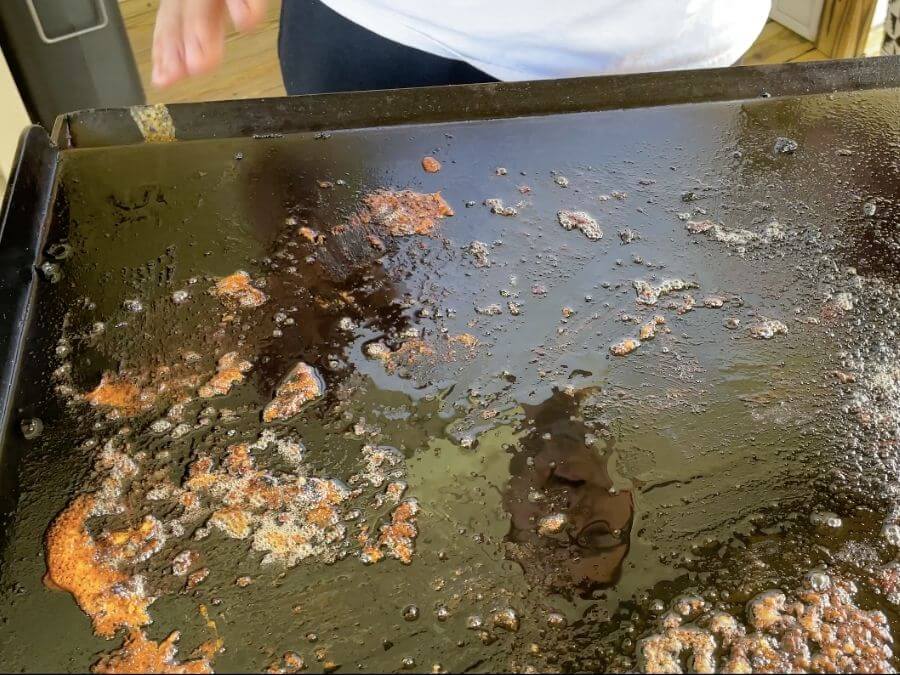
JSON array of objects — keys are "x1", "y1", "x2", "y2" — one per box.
[{"x1": 0, "y1": 126, "x2": 59, "y2": 509}]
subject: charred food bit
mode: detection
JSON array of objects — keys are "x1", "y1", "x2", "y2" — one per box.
[
  {"x1": 619, "y1": 228, "x2": 638, "y2": 244},
  {"x1": 633, "y1": 279, "x2": 697, "y2": 306},
  {"x1": 832, "y1": 369, "x2": 856, "y2": 384},
  {"x1": 297, "y1": 226, "x2": 325, "y2": 244},
  {"x1": 266, "y1": 652, "x2": 306, "y2": 674},
  {"x1": 475, "y1": 303, "x2": 503, "y2": 316},
  {"x1": 773, "y1": 136, "x2": 798, "y2": 154},
  {"x1": 366, "y1": 338, "x2": 436, "y2": 374},
  {"x1": 357, "y1": 190, "x2": 454, "y2": 236},
  {"x1": 557, "y1": 210, "x2": 602, "y2": 240},
  {"x1": 484, "y1": 198, "x2": 518, "y2": 217},
  {"x1": 676, "y1": 294, "x2": 696, "y2": 315},
  {"x1": 749, "y1": 319, "x2": 788, "y2": 340},
  {"x1": 610, "y1": 338, "x2": 641, "y2": 356},
  {"x1": 421, "y1": 156, "x2": 442, "y2": 173},
  {"x1": 198, "y1": 352, "x2": 252, "y2": 398},
  {"x1": 170, "y1": 550, "x2": 198, "y2": 576},
  {"x1": 262, "y1": 362, "x2": 324, "y2": 422},
  {"x1": 464, "y1": 241, "x2": 491, "y2": 267},
  {"x1": 685, "y1": 219, "x2": 782, "y2": 248},
  {"x1": 211, "y1": 271, "x2": 267, "y2": 308},
  {"x1": 639, "y1": 316, "x2": 665, "y2": 341},
  {"x1": 537, "y1": 513, "x2": 567, "y2": 536},
  {"x1": 185, "y1": 567, "x2": 210, "y2": 590}
]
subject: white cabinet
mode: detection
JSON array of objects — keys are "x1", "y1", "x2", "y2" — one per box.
[{"x1": 770, "y1": 0, "x2": 826, "y2": 40}]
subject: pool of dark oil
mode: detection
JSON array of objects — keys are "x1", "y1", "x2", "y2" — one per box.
[{"x1": 2, "y1": 86, "x2": 900, "y2": 672}]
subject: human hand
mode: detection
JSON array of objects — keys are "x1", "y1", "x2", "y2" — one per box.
[{"x1": 152, "y1": 0, "x2": 268, "y2": 88}]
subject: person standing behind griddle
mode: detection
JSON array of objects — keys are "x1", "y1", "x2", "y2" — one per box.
[{"x1": 152, "y1": 0, "x2": 771, "y2": 95}]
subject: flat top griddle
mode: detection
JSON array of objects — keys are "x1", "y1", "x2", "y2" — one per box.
[{"x1": 1, "y1": 58, "x2": 900, "y2": 673}]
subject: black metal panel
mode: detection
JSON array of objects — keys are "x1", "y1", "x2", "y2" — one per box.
[{"x1": 0, "y1": 0, "x2": 144, "y2": 128}]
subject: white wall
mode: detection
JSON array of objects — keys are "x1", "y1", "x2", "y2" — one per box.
[
  {"x1": 875, "y1": 0, "x2": 889, "y2": 26},
  {"x1": 0, "y1": 48, "x2": 32, "y2": 189}
]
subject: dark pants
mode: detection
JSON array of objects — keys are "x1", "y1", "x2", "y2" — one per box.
[{"x1": 278, "y1": 0, "x2": 496, "y2": 95}]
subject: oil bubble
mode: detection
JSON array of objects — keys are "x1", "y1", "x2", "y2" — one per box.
[
  {"x1": 20, "y1": 418, "x2": 43, "y2": 440},
  {"x1": 805, "y1": 570, "x2": 831, "y2": 592},
  {"x1": 466, "y1": 615, "x2": 484, "y2": 630},
  {"x1": 882, "y1": 523, "x2": 900, "y2": 546},
  {"x1": 39, "y1": 262, "x2": 62, "y2": 283},
  {"x1": 547, "y1": 612, "x2": 567, "y2": 628},
  {"x1": 47, "y1": 242, "x2": 72, "y2": 259},
  {"x1": 491, "y1": 607, "x2": 520, "y2": 632}
]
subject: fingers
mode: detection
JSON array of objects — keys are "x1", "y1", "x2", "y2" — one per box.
[
  {"x1": 225, "y1": 0, "x2": 268, "y2": 31},
  {"x1": 151, "y1": 0, "x2": 187, "y2": 87},
  {"x1": 181, "y1": 0, "x2": 227, "y2": 78},
  {"x1": 150, "y1": 0, "x2": 262, "y2": 89},
  {"x1": 151, "y1": 0, "x2": 227, "y2": 88}
]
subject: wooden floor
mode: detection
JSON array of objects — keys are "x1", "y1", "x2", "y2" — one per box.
[
  {"x1": 740, "y1": 18, "x2": 884, "y2": 65},
  {"x1": 120, "y1": 2, "x2": 885, "y2": 104},
  {"x1": 120, "y1": 0, "x2": 286, "y2": 103},
  {"x1": 740, "y1": 21, "x2": 829, "y2": 64}
]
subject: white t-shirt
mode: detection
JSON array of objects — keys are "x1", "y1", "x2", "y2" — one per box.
[{"x1": 320, "y1": 0, "x2": 771, "y2": 81}]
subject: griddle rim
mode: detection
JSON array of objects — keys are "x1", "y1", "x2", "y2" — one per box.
[{"x1": 53, "y1": 55, "x2": 900, "y2": 149}]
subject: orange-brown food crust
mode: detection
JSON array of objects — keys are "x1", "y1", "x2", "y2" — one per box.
[
  {"x1": 355, "y1": 190, "x2": 454, "y2": 237},
  {"x1": 211, "y1": 271, "x2": 267, "y2": 308},
  {"x1": 92, "y1": 630, "x2": 213, "y2": 674},
  {"x1": 97, "y1": 516, "x2": 165, "y2": 566},
  {"x1": 377, "y1": 339, "x2": 435, "y2": 374},
  {"x1": 208, "y1": 506, "x2": 253, "y2": 539},
  {"x1": 85, "y1": 375, "x2": 144, "y2": 416},
  {"x1": 198, "y1": 352, "x2": 251, "y2": 398},
  {"x1": 45, "y1": 495, "x2": 152, "y2": 638},
  {"x1": 262, "y1": 362, "x2": 324, "y2": 422},
  {"x1": 298, "y1": 226, "x2": 325, "y2": 244},
  {"x1": 361, "y1": 500, "x2": 419, "y2": 565},
  {"x1": 421, "y1": 156, "x2": 442, "y2": 173},
  {"x1": 84, "y1": 366, "x2": 201, "y2": 418},
  {"x1": 610, "y1": 338, "x2": 641, "y2": 356},
  {"x1": 449, "y1": 333, "x2": 479, "y2": 348}
]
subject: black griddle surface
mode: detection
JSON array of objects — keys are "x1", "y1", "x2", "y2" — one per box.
[{"x1": 1, "y1": 62, "x2": 900, "y2": 672}]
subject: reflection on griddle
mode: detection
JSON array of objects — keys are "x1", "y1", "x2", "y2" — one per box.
[{"x1": 504, "y1": 388, "x2": 633, "y2": 594}]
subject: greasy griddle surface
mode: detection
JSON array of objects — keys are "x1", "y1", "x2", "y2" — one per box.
[{"x1": 1, "y1": 87, "x2": 900, "y2": 672}]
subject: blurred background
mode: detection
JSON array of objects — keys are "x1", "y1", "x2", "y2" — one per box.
[{"x1": 0, "y1": 0, "x2": 894, "y2": 192}]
